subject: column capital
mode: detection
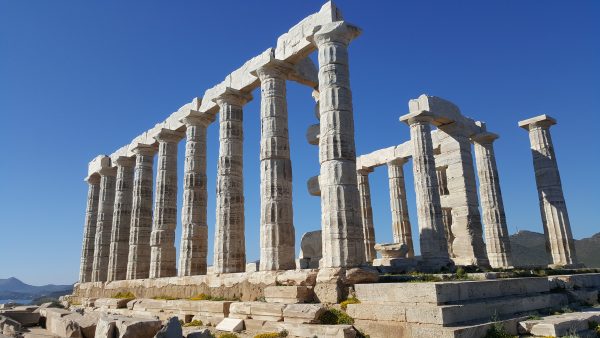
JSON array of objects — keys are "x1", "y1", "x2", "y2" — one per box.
[
  {"x1": 154, "y1": 128, "x2": 185, "y2": 143},
  {"x1": 357, "y1": 167, "x2": 374, "y2": 176},
  {"x1": 131, "y1": 143, "x2": 158, "y2": 156},
  {"x1": 312, "y1": 21, "x2": 362, "y2": 46},
  {"x1": 98, "y1": 166, "x2": 117, "y2": 177},
  {"x1": 212, "y1": 87, "x2": 253, "y2": 107},
  {"x1": 471, "y1": 132, "x2": 499, "y2": 144},
  {"x1": 518, "y1": 114, "x2": 556, "y2": 131},
  {"x1": 252, "y1": 59, "x2": 294, "y2": 81},
  {"x1": 181, "y1": 111, "x2": 214, "y2": 128},
  {"x1": 388, "y1": 157, "x2": 409, "y2": 166},
  {"x1": 85, "y1": 174, "x2": 101, "y2": 185},
  {"x1": 399, "y1": 111, "x2": 436, "y2": 126},
  {"x1": 112, "y1": 156, "x2": 135, "y2": 168}
]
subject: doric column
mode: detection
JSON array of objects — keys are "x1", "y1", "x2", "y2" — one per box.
[
  {"x1": 106, "y1": 156, "x2": 135, "y2": 281},
  {"x1": 149, "y1": 129, "x2": 184, "y2": 278},
  {"x1": 313, "y1": 21, "x2": 366, "y2": 268},
  {"x1": 519, "y1": 115, "x2": 577, "y2": 267},
  {"x1": 255, "y1": 61, "x2": 296, "y2": 271},
  {"x1": 213, "y1": 88, "x2": 251, "y2": 273},
  {"x1": 126, "y1": 145, "x2": 156, "y2": 280},
  {"x1": 79, "y1": 175, "x2": 100, "y2": 283},
  {"x1": 403, "y1": 115, "x2": 451, "y2": 270},
  {"x1": 387, "y1": 158, "x2": 414, "y2": 257},
  {"x1": 472, "y1": 132, "x2": 513, "y2": 268},
  {"x1": 91, "y1": 166, "x2": 117, "y2": 282},
  {"x1": 357, "y1": 169, "x2": 376, "y2": 262},
  {"x1": 178, "y1": 115, "x2": 211, "y2": 276}
]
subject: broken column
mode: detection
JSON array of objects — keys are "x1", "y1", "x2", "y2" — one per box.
[
  {"x1": 126, "y1": 144, "x2": 156, "y2": 280},
  {"x1": 255, "y1": 60, "x2": 296, "y2": 271},
  {"x1": 91, "y1": 166, "x2": 117, "y2": 282},
  {"x1": 387, "y1": 158, "x2": 414, "y2": 257},
  {"x1": 149, "y1": 129, "x2": 184, "y2": 278},
  {"x1": 178, "y1": 114, "x2": 211, "y2": 276},
  {"x1": 472, "y1": 132, "x2": 513, "y2": 268},
  {"x1": 357, "y1": 169, "x2": 376, "y2": 262},
  {"x1": 313, "y1": 21, "x2": 366, "y2": 267},
  {"x1": 400, "y1": 113, "x2": 451, "y2": 271},
  {"x1": 79, "y1": 175, "x2": 101, "y2": 283},
  {"x1": 519, "y1": 114, "x2": 578, "y2": 267},
  {"x1": 107, "y1": 156, "x2": 135, "y2": 281},
  {"x1": 213, "y1": 88, "x2": 251, "y2": 273}
]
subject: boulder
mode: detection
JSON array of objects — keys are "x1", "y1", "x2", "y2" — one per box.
[
  {"x1": 215, "y1": 318, "x2": 244, "y2": 332},
  {"x1": 283, "y1": 304, "x2": 326, "y2": 324},
  {"x1": 95, "y1": 316, "x2": 116, "y2": 338},
  {"x1": 0, "y1": 309, "x2": 40, "y2": 326},
  {"x1": 186, "y1": 329, "x2": 212, "y2": 338},
  {"x1": 117, "y1": 317, "x2": 161, "y2": 338},
  {"x1": 1, "y1": 315, "x2": 21, "y2": 336},
  {"x1": 154, "y1": 317, "x2": 182, "y2": 338},
  {"x1": 343, "y1": 267, "x2": 379, "y2": 285}
]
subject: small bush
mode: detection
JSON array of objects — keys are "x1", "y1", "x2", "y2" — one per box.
[
  {"x1": 483, "y1": 324, "x2": 516, "y2": 338},
  {"x1": 455, "y1": 267, "x2": 469, "y2": 280},
  {"x1": 255, "y1": 296, "x2": 266, "y2": 302},
  {"x1": 340, "y1": 297, "x2": 360, "y2": 310},
  {"x1": 112, "y1": 291, "x2": 135, "y2": 299},
  {"x1": 152, "y1": 295, "x2": 179, "y2": 300},
  {"x1": 189, "y1": 293, "x2": 211, "y2": 301},
  {"x1": 320, "y1": 308, "x2": 354, "y2": 325},
  {"x1": 218, "y1": 334, "x2": 239, "y2": 338},
  {"x1": 182, "y1": 319, "x2": 203, "y2": 327},
  {"x1": 253, "y1": 333, "x2": 280, "y2": 338}
]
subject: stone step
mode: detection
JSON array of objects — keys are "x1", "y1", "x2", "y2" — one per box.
[
  {"x1": 347, "y1": 293, "x2": 568, "y2": 326},
  {"x1": 518, "y1": 308, "x2": 600, "y2": 337},
  {"x1": 354, "y1": 277, "x2": 550, "y2": 305}
]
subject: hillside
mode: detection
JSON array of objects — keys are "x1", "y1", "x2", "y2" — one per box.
[{"x1": 0, "y1": 277, "x2": 72, "y2": 301}]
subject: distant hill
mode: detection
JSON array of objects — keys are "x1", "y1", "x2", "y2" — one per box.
[
  {"x1": 0, "y1": 277, "x2": 72, "y2": 301},
  {"x1": 510, "y1": 231, "x2": 600, "y2": 268}
]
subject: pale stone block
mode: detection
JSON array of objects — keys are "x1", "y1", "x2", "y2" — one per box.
[
  {"x1": 215, "y1": 318, "x2": 244, "y2": 332},
  {"x1": 264, "y1": 286, "x2": 313, "y2": 303},
  {"x1": 283, "y1": 304, "x2": 326, "y2": 324}
]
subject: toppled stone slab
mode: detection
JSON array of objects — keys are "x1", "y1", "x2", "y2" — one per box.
[
  {"x1": 519, "y1": 309, "x2": 600, "y2": 337},
  {"x1": 94, "y1": 298, "x2": 131, "y2": 309},
  {"x1": 280, "y1": 322, "x2": 356, "y2": 338},
  {"x1": 1, "y1": 315, "x2": 22, "y2": 336},
  {"x1": 95, "y1": 315, "x2": 162, "y2": 338},
  {"x1": 229, "y1": 302, "x2": 285, "y2": 322},
  {"x1": 283, "y1": 304, "x2": 326, "y2": 324},
  {"x1": 215, "y1": 318, "x2": 243, "y2": 332},
  {"x1": 264, "y1": 286, "x2": 314, "y2": 303},
  {"x1": 185, "y1": 328, "x2": 212, "y2": 338},
  {"x1": 0, "y1": 309, "x2": 40, "y2": 326}
]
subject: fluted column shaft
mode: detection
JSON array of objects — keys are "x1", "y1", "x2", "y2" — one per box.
[
  {"x1": 91, "y1": 167, "x2": 117, "y2": 282},
  {"x1": 407, "y1": 117, "x2": 450, "y2": 267},
  {"x1": 314, "y1": 22, "x2": 366, "y2": 268},
  {"x1": 107, "y1": 157, "x2": 135, "y2": 281},
  {"x1": 357, "y1": 170, "x2": 376, "y2": 262},
  {"x1": 179, "y1": 116, "x2": 211, "y2": 276},
  {"x1": 126, "y1": 145, "x2": 155, "y2": 280},
  {"x1": 523, "y1": 118, "x2": 577, "y2": 266},
  {"x1": 79, "y1": 176, "x2": 100, "y2": 283},
  {"x1": 388, "y1": 159, "x2": 414, "y2": 257},
  {"x1": 213, "y1": 89, "x2": 250, "y2": 273},
  {"x1": 256, "y1": 62, "x2": 296, "y2": 271},
  {"x1": 150, "y1": 130, "x2": 183, "y2": 278},
  {"x1": 473, "y1": 133, "x2": 512, "y2": 268}
]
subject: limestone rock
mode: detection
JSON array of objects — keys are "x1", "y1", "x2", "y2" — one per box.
[
  {"x1": 154, "y1": 317, "x2": 182, "y2": 338},
  {"x1": 186, "y1": 329, "x2": 212, "y2": 338},
  {"x1": 215, "y1": 318, "x2": 243, "y2": 332},
  {"x1": 283, "y1": 304, "x2": 326, "y2": 324},
  {"x1": 94, "y1": 316, "x2": 116, "y2": 338},
  {"x1": 344, "y1": 267, "x2": 379, "y2": 285},
  {"x1": 264, "y1": 286, "x2": 313, "y2": 303},
  {"x1": 374, "y1": 243, "x2": 408, "y2": 259}
]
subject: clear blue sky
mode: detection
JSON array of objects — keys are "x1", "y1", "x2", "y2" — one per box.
[{"x1": 1, "y1": 1, "x2": 598, "y2": 285}]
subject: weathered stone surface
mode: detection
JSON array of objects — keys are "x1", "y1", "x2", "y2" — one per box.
[
  {"x1": 0, "y1": 315, "x2": 21, "y2": 336},
  {"x1": 387, "y1": 159, "x2": 414, "y2": 257},
  {"x1": 520, "y1": 310, "x2": 600, "y2": 337},
  {"x1": 356, "y1": 170, "x2": 376, "y2": 262},
  {"x1": 185, "y1": 329, "x2": 212, "y2": 338},
  {"x1": 154, "y1": 316, "x2": 182, "y2": 338},
  {"x1": 0, "y1": 309, "x2": 40, "y2": 326},
  {"x1": 79, "y1": 175, "x2": 101, "y2": 283},
  {"x1": 215, "y1": 318, "x2": 243, "y2": 332},
  {"x1": 94, "y1": 298, "x2": 130, "y2": 309},
  {"x1": 94, "y1": 316, "x2": 116, "y2": 338},
  {"x1": 92, "y1": 167, "x2": 117, "y2": 282},
  {"x1": 283, "y1": 304, "x2": 326, "y2": 324},
  {"x1": 264, "y1": 286, "x2": 313, "y2": 303},
  {"x1": 298, "y1": 231, "x2": 321, "y2": 269},
  {"x1": 343, "y1": 267, "x2": 379, "y2": 285},
  {"x1": 374, "y1": 243, "x2": 408, "y2": 259},
  {"x1": 44, "y1": 309, "x2": 80, "y2": 338},
  {"x1": 280, "y1": 322, "x2": 356, "y2": 338},
  {"x1": 519, "y1": 115, "x2": 578, "y2": 267},
  {"x1": 150, "y1": 129, "x2": 184, "y2": 278}
]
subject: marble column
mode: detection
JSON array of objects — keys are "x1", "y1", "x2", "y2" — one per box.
[
  {"x1": 213, "y1": 88, "x2": 251, "y2": 273},
  {"x1": 387, "y1": 158, "x2": 414, "y2": 257},
  {"x1": 178, "y1": 115, "x2": 211, "y2": 276},
  {"x1": 149, "y1": 129, "x2": 184, "y2": 278},
  {"x1": 126, "y1": 145, "x2": 156, "y2": 280},
  {"x1": 79, "y1": 175, "x2": 100, "y2": 283},
  {"x1": 106, "y1": 157, "x2": 135, "y2": 282},
  {"x1": 91, "y1": 167, "x2": 117, "y2": 282},
  {"x1": 255, "y1": 61, "x2": 296, "y2": 271},
  {"x1": 357, "y1": 169, "x2": 376, "y2": 262},
  {"x1": 472, "y1": 132, "x2": 513, "y2": 268},
  {"x1": 519, "y1": 115, "x2": 578, "y2": 267},
  {"x1": 404, "y1": 115, "x2": 451, "y2": 270},
  {"x1": 313, "y1": 21, "x2": 366, "y2": 268}
]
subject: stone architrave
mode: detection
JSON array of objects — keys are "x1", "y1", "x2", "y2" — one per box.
[
  {"x1": 387, "y1": 158, "x2": 414, "y2": 257},
  {"x1": 402, "y1": 114, "x2": 451, "y2": 270},
  {"x1": 519, "y1": 115, "x2": 578, "y2": 267},
  {"x1": 255, "y1": 60, "x2": 296, "y2": 271},
  {"x1": 313, "y1": 21, "x2": 366, "y2": 268},
  {"x1": 436, "y1": 124, "x2": 489, "y2": 267},
  {"x1": 213, "y1": 88, "x2": 252, "y2": 273},
  {"x1": 79, "y1": 175, "x2": 101, "y2": 283},
  {"x1": 178, "y1": 114, "x2": 212, "y2": 276},
  {"x1": 149, "y1": 129, "x2": 184, "y2": 278},
  {"x1": 472, "y1": 132, "x2": 513, "y2": 268},
  {"x1": 107, "y1": 156, "x2": 135, "y2": 281},
  {"x1": 91, "y1": 166, "x2": 117, "y2": 282},
  {"x1": 356, "y1": 169, "x2": 376, "y2": 262},
  {"x1": 126, "y1": 144, "x2": 156, "y2": 280}
]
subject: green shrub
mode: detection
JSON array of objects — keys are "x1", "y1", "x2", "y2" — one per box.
[
  {"x1": 320, "y1": 308, "x2": 354, "y2": 325},
  {"x1": 340, "y1": 297, "x2": 360, "y2": 310},
  {"x1": 183, "y1": 319, "x2": 203, "y2": 327},
  {"x1": 151, "y1": 295, "x2": 179, "y2": 300},
  {"x1": 483, "y1": 324, "x2": 516, "y2": 338},
  {"x1": 112, "y1": 291, "x2": 135, "y2": 299},
  {"x1": 218, "y1": 334, "x2": 239, "y2": 338},
  {"x1": 253, "y1": 333, "x2": 281, "y2": 338},
  {"x1": 189, "y1": 293, "x2": 211, "y2": 301}
]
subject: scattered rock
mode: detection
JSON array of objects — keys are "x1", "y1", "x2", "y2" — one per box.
[{"x1": 154, "y1": 317, "x2": 182, "y2": 338}]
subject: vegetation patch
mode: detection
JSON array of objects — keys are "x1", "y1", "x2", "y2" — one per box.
[
  {"x1": 151, "y1": 295, "x2": 179, "y2": 300},
  {"x1": 218, "y1": 334, "x2": 239, "y2": 338},
  {"x1": 112, "y1": 291, "x2": 135, "y2": 299},
  {"x1": 253, "y1": 331, "x2": 288, "y2": 338},
  {"x1": 340, "y1": 297, "x2": 360, "y2": 310},
  {"x1": 189, "y1": 293, "x2": 240, "y2": 301},
  {"x1": 483, "y1": 323, "x2": 516, "y2": 338},
  {"x1": 183, "y1": 319, "x2": 203, "y2": 327},
  {"x1": 320, "y1": 308, "x2": 354, "y2": 325}
]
